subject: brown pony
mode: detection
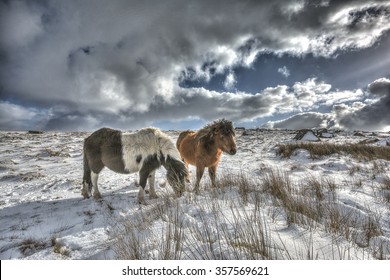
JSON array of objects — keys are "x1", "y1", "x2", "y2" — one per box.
[{"x1": 176, "y1": 119, "x2": 237, "y2": 193}]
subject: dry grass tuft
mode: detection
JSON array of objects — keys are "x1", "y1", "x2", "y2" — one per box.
[
  {"x1": 216, "y1": 171, "x2": 257, "y2": 204},
  {"x1": 260, "y1": 169, "x2": 320, "y2": 227},
  {"x1": 19, "y1": 238, "x2": 47, "y2": 257},
  {"x1": 382, "y1": 176, "x2": 390, "y2": 204},
  {"x1": 44, "y1": 148, "x2": 71, "y2": 157},
  {"x1": 277, "y1": 142, "x2": 390, "y2": 161},
  {"x1": 51, "y1": 236, "x2": 71, "y2": 257}
]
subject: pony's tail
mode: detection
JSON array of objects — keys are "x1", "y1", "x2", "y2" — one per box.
[{"x1": 82, "y1": 141, "x2": 92, "y2": 198}]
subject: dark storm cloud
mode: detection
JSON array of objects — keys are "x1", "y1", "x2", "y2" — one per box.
[
  {"x1": 1, "y1": 0, "x2": 390, "y2": 131},
  {"x1": 368, "y1": 78, "x2": 390, "y2": 96},
  {"x1": 335, "y1": 78, "x2": 390, "y2": 131}
]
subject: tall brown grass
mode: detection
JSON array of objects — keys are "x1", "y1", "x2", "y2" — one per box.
[{"x1": 277, "y1": 142, "x2": 390, "y2": 161}]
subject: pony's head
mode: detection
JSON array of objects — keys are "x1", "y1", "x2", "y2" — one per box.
[
  {"x1": 213, "y1": 119, "x2": 237, "y2": 155},
  {"x1": 198, "y1": 119, "x2": 236, "y2": 155},
  {"x1": 163, "y1": 156, "x2": 188, "y2": 196}
]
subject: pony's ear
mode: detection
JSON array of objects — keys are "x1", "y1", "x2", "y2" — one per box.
[{"x1": 212, "y1": 125, "x2": 220, "y2": 135}]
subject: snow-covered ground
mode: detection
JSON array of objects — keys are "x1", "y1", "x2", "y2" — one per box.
[{"x1": 0, "y1": 129, "x2": 389, "y2": 259}]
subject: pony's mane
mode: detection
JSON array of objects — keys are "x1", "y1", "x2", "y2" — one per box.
[
  {"x1": 196, "y1": 119, "x2": 235, "y2": 141},
  {"x1": 126, "y1": 127, "x2": 181, "y2": 161},
  {"x1": 154, "y1": 129, "x2": 182, "y2": 161}
]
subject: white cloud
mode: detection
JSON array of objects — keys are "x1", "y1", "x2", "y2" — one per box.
[
  {"x1": 281, "y1": 0, "x2": 306, "y2": 18},
  {"x1": 0, "y1": 101, "x2": 48, "y2": 131},
  {"x1": 265, "y1": 76, "x2": 390, "y2": 132},
  {"x1": 224, "y1": 71, "x2": 236, "y2": 90},
  {"x1": 264, "y1": 112, "x2": 331, "y2": 130},
  {"x1": 278, "y1": 66, "x2": 290, "y2": 78}
]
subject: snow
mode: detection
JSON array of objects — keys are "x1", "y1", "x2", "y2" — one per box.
[
  {"x1": 300, "y1": 130, "x2": 320, "y2": 142},
  {"x1": 1, "y1": 130, "x2": 389, "y2": 260},
  {"x1": 377, "y1": 136, "x2": 390, "y2": 147},
  {"x1": 320, "y1": 132, "x2": 333, "y2": 138}
]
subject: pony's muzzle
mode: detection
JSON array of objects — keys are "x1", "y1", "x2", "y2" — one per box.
[{"x1": 229, "y1": 147, "x2": 237, "y2": 155}]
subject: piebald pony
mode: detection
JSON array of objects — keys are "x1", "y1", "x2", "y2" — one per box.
[{"x1": 82, "y1": 127, "x2": 187, "y2": 204}]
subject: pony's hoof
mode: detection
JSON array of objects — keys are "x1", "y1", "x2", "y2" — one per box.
[
  {"x1": 81, "y1": 190, "x2": 90, "y2": 199},
  {"x1": 149, "y1": 194, "x2": 158, "y2": 199},
  {"x1": 93, "y1": 193, "x2": 102, "y2": 200},
  {"x1": 138, "y1": 196, "x2": 147, "y2": 205}
]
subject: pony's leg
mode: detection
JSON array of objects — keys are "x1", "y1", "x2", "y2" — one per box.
[
  {"x1": 138, "y1": 187, "x2": 145, "y2": 205},
  {"x1": 139, "y1": 156, "x2": 160, "y2": 204},
  {"x1": 208, "y1": 165, "x2": 217, "y2": 188},
  {"x1": 147, "y1": 171, "x2": 158, "y2": 199},
  {"x1": 194, "y1": 166, "x2": 205, "y2": 194},
  {"x1": 81, "y1": 181, "x2": 90, "y2": 198},
  {"x1": 138, "y1": 171, "x2": 149, "y2": 205},
  {"x1": 91, "y1": 171, "x2": 102, "y2": 200}
]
